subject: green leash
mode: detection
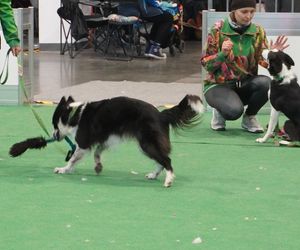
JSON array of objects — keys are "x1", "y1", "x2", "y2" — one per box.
[
  {"x1": 0, "y1": 48, "x2": 12, "y2": 85},
  {"x1": 3, "y1": 49, "x2": 77, "y2": 160}
]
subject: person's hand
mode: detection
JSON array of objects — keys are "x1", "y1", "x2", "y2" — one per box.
[
  {"x1": 221, "y1": 39, "x2": 233, "y2": 56},
  {"x1": 11, "y1": 46, "x2": 21, "y2": 56},
  {"x1": 270, "y1": 35, "x2": 289, "y2": 51}
]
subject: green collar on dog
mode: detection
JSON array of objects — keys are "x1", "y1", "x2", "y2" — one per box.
[{"x1": 274, "y1": 75, "x2": 284, "y2": 82}]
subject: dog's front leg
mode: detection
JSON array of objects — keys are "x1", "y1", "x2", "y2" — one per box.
[
  {"x1": 54, "y1": 147, "x2": 87, "y2": 174},
  {"x1": 256, "y1": 107, "x2": 280, "y2": 143}
]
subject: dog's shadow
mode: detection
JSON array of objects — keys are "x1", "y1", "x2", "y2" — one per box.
[
  {"x1": 1, "y1": 156, "x2": 161, "y2": 187},
  {"x1": 53, "y1": 169, "x2": 166, "y2": 188}
]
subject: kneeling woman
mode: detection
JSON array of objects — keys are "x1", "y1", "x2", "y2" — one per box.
[{"x1": 201, "y1": 0, "x2": 288, "y2": 132}]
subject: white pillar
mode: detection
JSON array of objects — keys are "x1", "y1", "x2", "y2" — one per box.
[{"x1": 39, "y1": 0, "x2": 61, "y2": 45}]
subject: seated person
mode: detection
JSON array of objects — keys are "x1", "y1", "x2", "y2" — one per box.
[
  {"x1": 139, "y1": 0, "x2": 174, "y2": 59},
  {"x1": 182, "y1": 0, "x2": 206, "y2": 40}
]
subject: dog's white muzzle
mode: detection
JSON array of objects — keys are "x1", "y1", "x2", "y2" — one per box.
[{"x1": 53, "y1": 130, "x2": 64, "y2": 141}]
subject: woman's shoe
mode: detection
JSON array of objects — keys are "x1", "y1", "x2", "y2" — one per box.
[{"x1": 211, "y1": 108, "x2": 226, "y2": 131}]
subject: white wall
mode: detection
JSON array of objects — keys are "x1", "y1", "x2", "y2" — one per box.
[
  {"x1": 0, "y1": 31, "x2": 18, "y2": 86},
  {"x1": 258, "y1": 36, "x2": 300, "y2": 76},
  {"x1": 0, "y1": 10, "x2": 23, "y2": 104},
  {"x1": 39, "y1": 0, "x2": 61, "y2": 44}
]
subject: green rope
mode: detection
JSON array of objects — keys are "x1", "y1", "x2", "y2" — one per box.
[
  {"x1": 17, "y1": 52, "x2": 51, "y2": 137},
  {"x1": 15, "y1": 50, "x2": 75, "y2": 156},
  {"x1": 0, "y1": 48, "x2": 12, "y2": 85}
]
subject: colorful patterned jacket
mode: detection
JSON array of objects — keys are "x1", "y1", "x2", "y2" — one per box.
[
  {"x1": 201, "y1": 17, "x2": 269, "y2": 93},
  {"x1": 0, "y1": 0, "x2": 20, "y2": 48}
]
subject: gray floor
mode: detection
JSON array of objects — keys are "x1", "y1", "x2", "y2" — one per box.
[{"x1": 33, "y1": 41, "x2": 203, "y2": 106}]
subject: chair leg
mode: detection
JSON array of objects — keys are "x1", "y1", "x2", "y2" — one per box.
[
  {"x1": 103, "y1": 22, "x2": 139, "y2": 61},
  {"x1": 94, "y1": 25, "x2": 109, "y2": 53},
  {"x1": 104, "y1": 23, "x2": 114, "y2": 55},
  {"x1": 60, "y1": 20, "x2": 70, "y2": 55},
  {"x1": 69, "y1": 36, "x2": 74, "y2": 59},
  {"x1": 60, "y1": 19, "x2": 63, "y2": 55},
  {"x1": 59, "y1": 18, "x2": 94, "y2": 59},
  {"x1": 117, "y1": 27, "x2": 128, "y2": 57},
  {"x1": 60, "y1": 19, "x2": 75, "y2": 58}
]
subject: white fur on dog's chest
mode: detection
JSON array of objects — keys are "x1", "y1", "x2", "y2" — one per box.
[
  {"x1": 278, "y1": 65, "x2": 297, "y2": 85},
  {"x1": 58, "y1": 120, "x2": 77, "y2": 137},
  {"x1": 104, "y1": 135, "x2": 123, "y2": 148}
]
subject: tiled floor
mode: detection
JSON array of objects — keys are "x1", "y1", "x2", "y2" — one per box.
[{"x1": 32, "y1": 40, "x2": 204, "y2": 106}]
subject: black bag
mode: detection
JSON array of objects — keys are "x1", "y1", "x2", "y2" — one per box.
[
  {"x1": 71, "y1": 7, "x2": 88, "y2": 40},
  {"x1": 57, "y1": 6, "x2": 72, "y2": 20},
  {"x1": 57, "y1": 0, "x2": 88, "y2": 40}
]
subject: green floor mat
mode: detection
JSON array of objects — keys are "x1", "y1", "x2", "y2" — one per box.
[{"x1": 0, "y1": 106, "x2": 299, "y2": 250}]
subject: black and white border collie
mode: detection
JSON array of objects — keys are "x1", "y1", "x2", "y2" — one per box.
[
  {"x1": 52, "y1": 95, "x2": 204, "y2": 187},
  {"x1": 257, "y1": 50, "x2": 300, "y2": 143}
]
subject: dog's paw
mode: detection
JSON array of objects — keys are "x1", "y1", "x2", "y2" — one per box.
[
  {"x1": 145, "y1": 172, "x2": 158, "y2": 180},
  {"x1": 163, "y1": 171, "x2": 175, "y2": 188},
  {"x1": 94, "y1": 163, "x2": 103, "y2": 174},
  {"x1": 164, "y1": 181, "x2": 172, "y2": 188},
  {"x1": 54, "y1": 167, "x2": 73, "y2": 174},
  {"x1": 256, "y1": 137, "x2": 267, "y2": 143}
]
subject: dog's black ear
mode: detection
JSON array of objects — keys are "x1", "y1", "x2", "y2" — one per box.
[
  {"x1": 66, "y1": 96, "x2": 75, "y2": 104},
  {"x1": 282, "y1": 51, "x2": 295, "y2": 68},
  {"x1": 58, "y1": 96, "x2": 67, "y2": 105}
]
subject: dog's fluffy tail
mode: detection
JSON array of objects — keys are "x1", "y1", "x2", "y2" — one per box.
[
  {"x1": 160, "y1": 95, "x2": 204, "y2": 130},
  {"x1": 9, "y1": 137, "x2": 48, "y2": 157}
]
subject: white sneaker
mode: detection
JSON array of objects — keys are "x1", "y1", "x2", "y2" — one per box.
[
  {"x1": 211, "y1": 108, "x2": 226, "y2": 131},
  {"x1": 241, "y1": 114, "x2": 264, "y2": 133}
]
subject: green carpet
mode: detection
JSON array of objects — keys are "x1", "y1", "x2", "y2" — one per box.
[{"x1": 0, "y1": 105, "x2": 299, "y2": 250}]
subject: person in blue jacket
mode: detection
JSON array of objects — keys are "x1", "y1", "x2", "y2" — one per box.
[{"x1": 139, "y1": 0, "x2": 174, "y2": 59}]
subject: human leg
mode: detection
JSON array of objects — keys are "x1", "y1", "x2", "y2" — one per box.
[
  {"x1": 237, "y1": 75, "x2": 270, "y2": 133},
  {"x1": 238, "y1": 75, "x2": 270, "y2": 116},
  {"x1": 144, "y1": 12, "x2": 173, "y2": 59},
  {"x1": 147, "y1": 11, "x2": 173, "y2": 47},
  {"x1": 205, "y1": 84, "x2": 244, "y2": 130}
]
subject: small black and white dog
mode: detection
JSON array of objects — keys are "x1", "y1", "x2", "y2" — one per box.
[
  {"x1": 52, "y1": 95, "x2": 203, "y2": 187},
  {"x1": 257, "y1": 50, "x2": 300, "y2": 143}
]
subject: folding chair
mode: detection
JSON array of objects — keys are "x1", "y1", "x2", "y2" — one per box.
[
  {"x1": 101, "y1": 14, "x2": 140, "y2": 61},
  {"x1": 95, "y1": 1, "x2": 143, "y2": 61},
  {"x1": 57, "y1": 0, "x2": 108, "y2": 58}
]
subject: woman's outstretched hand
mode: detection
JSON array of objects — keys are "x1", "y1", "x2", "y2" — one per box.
[{"x1": 270, "y1": 35, "x2": 289, "y2": 51}]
